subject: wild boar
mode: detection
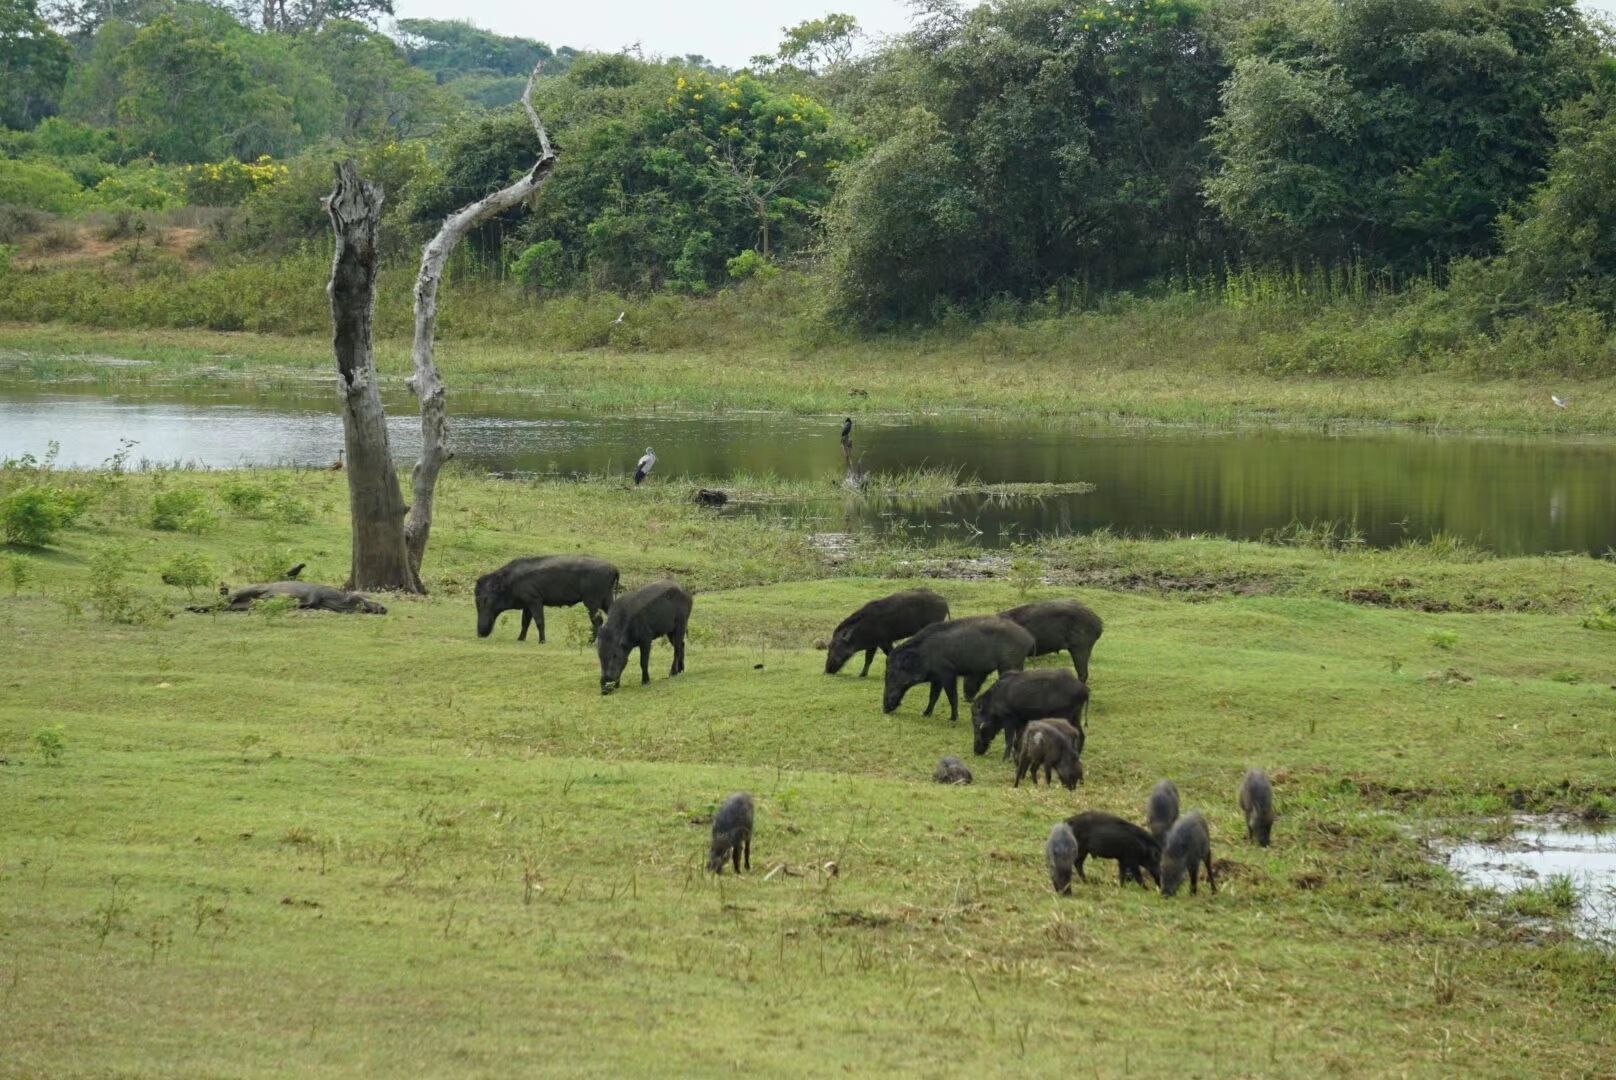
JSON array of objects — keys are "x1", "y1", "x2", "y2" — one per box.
[
  {"x1": 826, "y1": 590, "x2": 950, "y2": 677},
  {"x1": 597, "y1": 579, "x2": 692, "y2": 695},
  {"x1": 708, "y1": 792, "x2": 754, "y2": 874},
  {"x1": 474, "y1": 555, "x2": 619, "y2": 643},
  {"x1": 882, "y1": 616, "x2": 1034, "y2": 723},
  {"x1": 1046, "y1": 822, "x2": 1079, "y2": 895},
  {"x1": 1159, "y1": 811, "x2": 1217, "y2": 897},
  {"x1": 1065, "y1": 811, "x2": 1162, "y2": 889},
  {"x1": 1014, "y1": 720, "x2": 1083, "y2": 790},
  {"x1": 933, "y1": 756, "x2": 973, "y2": 784},
  {"x1": 1145, "y1": 779, "x2": 1180, "y2": 846},
  {"x1": 970, "y1": 668, "x2": 1089, "y2": 759},
  {"x1": 998, "y1": 599, "x2": 1103, "y2": 682},
  {"x1": 1239, "y1": 769, "x2": 1275, "y2": 847}
]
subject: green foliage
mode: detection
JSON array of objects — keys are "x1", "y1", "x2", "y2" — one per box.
[
  {"x1": 85, "y1": 543, "x2": 145, "y2": 622},
  {"x1": 181, "y1": 156, "x2": 288, "y2": 207},
  {"x1": 511, "y1": 63, "x2": 851, "y2": 291},
  {"x1": 509, "y1": 238, "x2": 563, "y2": 289},
  {"x1": 0, "y1": 0, "x2": 71, "y2": 130},
  {"x1": 149, "y1": 487, "x2": 216, "y2": 532},
  {"x1": 1504, "y1": 873, "x2": 1582, "y2": 918},
  {"x1": 31, "y1": 723, "x2": 63, "y2": 764},
  {"x1": 826, "y1": 0, "x2": 1227, "y2": 321},
  {"x1": 1582, "y1": 598, "x2": 1616, "y2": 631},
  {"x1": 761, "y1": 13, "x2": 862, "y2": 75},
  {"x1": 2, "y1": 550, "x2": 30, "y2": 592},
  {"x1": 157, "y1": 549, "x2": 213, "y2": 591},
  {"x1": 1207, "y1": 0, "x2": 1601, "y2": 272},
  {"x1": 1, "y1": 484, "x2": 85, "y2": 546},
  {"x1": 0, "y1": 157, "x2": 82, "y2": 211},
  {"x1": 725, "y1": 248, "x2": 776, "y2": 281},
  {"x1": 1427, "y1": 630, "x2": 1458, "y2": 650}
]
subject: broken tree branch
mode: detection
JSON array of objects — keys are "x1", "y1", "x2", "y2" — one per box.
[{"x1": 403, "y1": 62, "x2": 558, "y2": 582}]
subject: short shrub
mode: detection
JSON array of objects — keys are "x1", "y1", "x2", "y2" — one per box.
[
  {"x1": 150, "y1": 489, "x2": 218, "y2": 533},
  {"x1": 1, "y1": 485, "x2": 86, "y2": 547},
  {"x1": 218, "y1": 480, "x2": 272, "y2": 515},
  {"x1": 159, "y1": 550, "x2": 215, "y2": 592},
  {"x1": 86, "y1": 545, "x2": 149, "y2": 624}
]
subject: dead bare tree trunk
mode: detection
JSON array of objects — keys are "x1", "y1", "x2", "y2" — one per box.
[
  {"x1": 402, "y1": 64, "x2": 558, "y2": 582},
  {"x1": 326, "y1": 160, "x2": 418, "y2": 593}
]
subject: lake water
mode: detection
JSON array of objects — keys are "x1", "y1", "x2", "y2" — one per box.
[
  {"x1": 3, "y1": 380, "x2": 1614, "y2": 554},
  {"x1": 1445, "y1": 817, "x2": 1616, "y2": 945}
]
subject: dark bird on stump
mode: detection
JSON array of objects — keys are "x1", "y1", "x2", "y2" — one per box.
[
  {"x1": 634, "y1": 447, "x2": 656, "y2": 485},
  {"x1": 284, "y1": 563, "x2": 306, "y2": 580},
  {"x1": 840, "y1": 417, "x2": 853, "y2": 443}
]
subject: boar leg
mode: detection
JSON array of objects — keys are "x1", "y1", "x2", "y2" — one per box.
[
  {"x1": 922, "y1": 681, "x2": 943, "y2": 717},
  {"x1": 639, "y1": 643, "x2": 652, "y2": 684},
  {"x1": 859, "y1": 647, "x2": 876, "y2": 678},
  {"x1": 586, "y1": 605, "x2": 603, "y2": 642},
  {"x1": 670, "y1": 629, "x2": 685, "y2": 676},
  {"x1": 942, "y1": 680, "x2": 961, "y2": 723},
  {"x1": 533, "y1": 605, "x2": 546, "y2": 644},
  {"x1": 1204, "y1": 854, "x2": 1218, "y2": 893},
  {"x1": 518, "y1": 609, "x2": 532, "y2": 641}
]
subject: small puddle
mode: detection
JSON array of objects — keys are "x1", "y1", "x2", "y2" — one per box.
[{"x1": 1444, "y1": 816, "x2": 1616, "y2": 944}]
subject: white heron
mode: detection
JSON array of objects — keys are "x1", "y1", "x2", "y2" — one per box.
[
  {"x1": 634, "y1": 447, "x2": 656, "y2": 485},
  {"x1": 614, "y1": 311, "x2": 626, "y2": 325},
  {"x1": 1551, "y1": 394, "x2": 1568, "y2": 409}
]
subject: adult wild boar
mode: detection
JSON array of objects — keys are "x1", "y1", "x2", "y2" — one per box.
[
  {"x1": 1065, "y1": 811, "x2": 1162, "y2": 889},
  {"x1": 216, "y1": 581, "x2": 386, "y2": 614},
  {"x1": 825, "y1": 589, "x2": 949, "y2": 677},
  {"x1": 882, "y1": 616, "x2": 1034, "y2": 723},
  {"x1": 475, "y1": 555, "x2": 619, "y2": 643},
  {"x1": 597, "y1": 579, "x2": 692, "y2": 695},
  {"x1": 970, "y1": 668, "x2": 1089, "y2": 759},
  {"x1": 998, "y1": 599, "x2": 1103, "y2": 682}
]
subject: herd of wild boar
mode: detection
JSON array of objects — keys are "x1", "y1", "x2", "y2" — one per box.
[{"x1": 472, "y1": 555, "x2": 1276, "y2": 895}]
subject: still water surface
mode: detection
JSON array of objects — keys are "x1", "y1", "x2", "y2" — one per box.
[{"x1": 2, "y1": 380, "x2": 1613, "y2": 554}]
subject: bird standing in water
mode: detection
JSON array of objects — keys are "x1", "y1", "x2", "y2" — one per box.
[
  {"x1": 634, "y1": 447, "x2": 656, "y2": 485},
  {"x1": 840, "y1": 417, "x2": 853, "y2": 468}
]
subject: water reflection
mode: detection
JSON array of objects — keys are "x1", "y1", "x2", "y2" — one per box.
[{"x1": 2, "y1": 380, "x2": 1614, "y2": 555}]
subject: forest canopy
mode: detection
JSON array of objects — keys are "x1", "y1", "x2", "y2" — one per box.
[{"x1": 3, "y1": 0, "x2": 1616, "y2": 333}]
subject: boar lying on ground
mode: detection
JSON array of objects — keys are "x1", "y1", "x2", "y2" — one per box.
[
  {"x1": 597, "y1": 579, "x2": 692, "y2": 695},
  {"x1": 202, "y1": 581, "x2": 386, "y2": 614},
  {"x1": 825, "y1": 589, "x2": 950, "y2": 677},
  {"x1": 933, "y1": 756, "x2": 973, "y2": 784},
  {"x1": 474, "y1": 555, "x2": 619, "y2": 643},
  {"x1": 882, "y1": 616, "x2": 1034, "y2": 723},
  {"x1": 997, "y1": 599, "x2": 1103, "y2": 682}
]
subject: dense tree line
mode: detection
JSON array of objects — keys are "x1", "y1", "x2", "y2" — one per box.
[{"x1": 2, "y1": 0, "x2": 1616, "y2": 329}]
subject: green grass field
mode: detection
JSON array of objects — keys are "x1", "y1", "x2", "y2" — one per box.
[
  {"x1": 3, "y1": 469, "x2": 1615, "y2": 1076},
  {"x1": 5, "y1": 316, "x2": 1616, "y2": 435}
]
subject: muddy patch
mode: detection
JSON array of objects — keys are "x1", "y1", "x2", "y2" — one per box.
[{"x1": 1441, "y1": 816, "x2": 1616, "y2": 945}]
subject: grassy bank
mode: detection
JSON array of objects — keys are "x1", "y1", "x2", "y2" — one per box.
[
  {"x1": 5, "y1": 319, "x2": 1616, "y2": 435},
  {"x1": 3, "y1": 468, "x2": 1615, "y2": 1075}
]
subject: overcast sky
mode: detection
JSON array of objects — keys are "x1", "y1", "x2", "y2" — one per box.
[{"x1": 390, "y1": 1, "x2": 1616, "y2": 68}]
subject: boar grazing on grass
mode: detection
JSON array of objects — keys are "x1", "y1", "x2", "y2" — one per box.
[
  {"x1": 1046, "y1": 822, "x2": 1079, "y2": 895},
  {"x1": 1145, "y1": 779, "x2": 1181, "y2": 845},
  {"x1": 825, "y1": 590, "x2": 949, "y2": 677},
  {"x1": 708, "y1": 792, "x2": 754, "y2": 874},
  {"x1": 1066, "y1": 811, "x2": 1162, "y2": 889},
  {"x1": 971, "y1": 668, "x2": 1089, "y2": 759},
  {"x1": 1160, "y1": 811, "x2": 1217, "y2": 897},
  {"x1": 933, "y1": 756, "x2": 973, "y2": 784},
  {"x1": 1239, "y1": 769, "x2": 1276, "y2": 847},
  {"x1": 1014, "y1": 720, "x2": 1083, "y2": 790},
  {"x1": 998, "y1": 599, "x2": 1103, "y2": 682},
  {"x1": 597, "y1": 580, "x2": 691, "y2": 695},
  {"x1": 883, "y1": 616, "x2": 1034, "y2": 723},
  {"x1": 474, "y1": 555, "x2": 619, "y2": 643},
  {"x1": 215, "y1": 581, "x2": 386, "y2": 614}
]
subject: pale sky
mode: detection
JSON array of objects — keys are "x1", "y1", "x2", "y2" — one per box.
[{"x1": 387, "y1": 0, "x2": 1616, "y2": 69}]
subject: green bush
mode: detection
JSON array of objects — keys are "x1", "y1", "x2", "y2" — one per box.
[
  {"x1": 149, "y1": 489, "x2": 218, "y2": 533},
  {"x1": 0, "y1": 159, "x2": 82, "y2": 213},
  {"x1": 158, "y1": 550, "x2": 215, "y2": 592},
  {"x1": 218, "y1": 479, "x2": 271, "y2": 514},
  {"x1": 1, "y1": 485, "x2": 86, "y2": 547}
]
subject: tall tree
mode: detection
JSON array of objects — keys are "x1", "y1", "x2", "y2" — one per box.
[
  {"x1": 402, "y1": 64, "x2": 557, "y2": 583},
  {"x1": 1206, "y1": 0, "x2": 1601, "y2": 271},
  {"x1": 325, "y1": 159, "x2": 414, "y2": 592},
  {"x1": 0, "y1": 0, "x2": 70, "y2": 129}
]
